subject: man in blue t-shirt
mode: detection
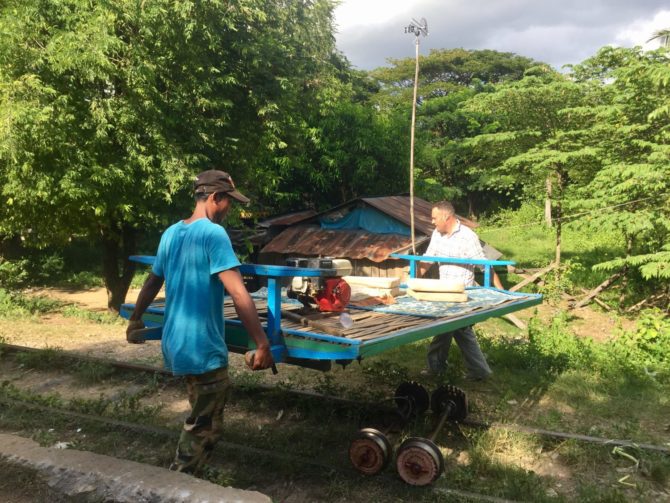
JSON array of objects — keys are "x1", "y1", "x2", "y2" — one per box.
[{"x1": 127, "y1": 169, "x2": 273, "y2": 474}]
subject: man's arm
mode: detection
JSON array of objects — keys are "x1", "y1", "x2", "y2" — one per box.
[
  {"x1": 418, "y1": 261, "x2": 433, "y2": 277},
  {"x1": 127, "y1": 273, "x2": 164, "y2": 340},
  {"x1": 218, "y1": 268, "x2": 273, "y2": 370},
  {"x1": 491, "y1": 269, "x2": 504, "y2": 290}
]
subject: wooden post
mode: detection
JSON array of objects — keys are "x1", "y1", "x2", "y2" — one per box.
[
  {"x1": 409, "y1": 35, "x2": 420, "y2": 255},
  {"x1": 554, "y1": 170, "x2": 563, "y2": 272},
  {"x1": 544, "y1": 177, "x2": 552, "y2": 227}
]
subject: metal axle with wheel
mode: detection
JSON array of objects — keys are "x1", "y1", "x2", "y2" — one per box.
[
  {"x1": 396, "y1": 385, "x2": 468, "y2": 485},
  {"x1": 348, "y1": 382, "x2": 429, "y2": 475}
]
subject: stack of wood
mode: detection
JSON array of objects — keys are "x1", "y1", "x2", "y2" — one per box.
[{"x1": 406, "y1": 278, "x2": 467, "y2": 302}]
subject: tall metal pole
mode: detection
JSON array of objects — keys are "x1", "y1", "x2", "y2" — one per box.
[{"x1": 405, "y1": 18, "x2": 427, "y2": 255}]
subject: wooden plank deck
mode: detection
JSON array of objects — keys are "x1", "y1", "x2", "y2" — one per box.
[{"x1": 223, "y1": 293, "x2": 531, "y2": 343}]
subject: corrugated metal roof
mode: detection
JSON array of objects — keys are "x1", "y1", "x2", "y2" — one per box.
[
  {"x1": 362, "y1": 196, "x2": 479, "y2": 233},
  {"x1": 259, "y1": 225, "x2": 420, "y2": 263},
  {"x1": 258, "y1": 209, "x2": 318, "y2": 228},
  {"x1": 265, "y1": 196, "x2": 479, "y2": 235},
  {"x1": 362, "y1": 196, "x2": 434, "y2": 235}
]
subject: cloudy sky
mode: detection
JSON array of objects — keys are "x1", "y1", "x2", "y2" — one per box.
[{"x1": 333, "y1": 0, "x2": 670, "y2": 70}]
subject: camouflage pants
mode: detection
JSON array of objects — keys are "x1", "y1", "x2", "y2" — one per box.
[{"x1": 170, "y1": 367, "x2": 231, "y2": 474}]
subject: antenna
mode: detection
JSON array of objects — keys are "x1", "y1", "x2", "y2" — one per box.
[
  {"x1": 405, "y1": 17, "x2": 428, "y2": 255},
  {"x1": 405, "y1": 17, "x2": 428, "y2": 37}
]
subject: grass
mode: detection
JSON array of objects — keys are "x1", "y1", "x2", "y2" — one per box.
[
  {"x1": 0, "y1": 287, "x2": 124, "y2": 325},
  {"x1": 479, "y1": 202, "x2": 624, "y2": 266},
  {"x1": 2, "y1": 339, "x2": 668, "y2": 501},
  {"x1": 0, "y1": 288, "x2": 65, "y2": 318},
  {"x1": 61, "y1": 305, "x2": 124, "y2": 325}
]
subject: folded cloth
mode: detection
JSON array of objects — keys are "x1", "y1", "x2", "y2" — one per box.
[
  {"x1": 406, "y1": 278, "x2": 465, "y2": 293},
  {"x1": 406, "y1": 289, "x2": 468, "y2": 303}
]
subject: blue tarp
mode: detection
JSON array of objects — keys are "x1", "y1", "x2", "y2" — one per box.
[{"x1": 320, "y1": 207, "x2": 410, "y2": 236}]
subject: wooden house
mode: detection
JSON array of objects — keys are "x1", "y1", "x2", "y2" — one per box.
[{"x1": 258, "y1": 196, "x2": 501, "y2": 281}]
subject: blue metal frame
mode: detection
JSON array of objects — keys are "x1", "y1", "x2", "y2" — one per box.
[
  {"x1": 125, "y1": 254, "x2": 542, "y2": 366},
  {"x1": 390, "y1": 253, "x2": 515, "y2": 287},
  {"x1": 128, "y1": 256, "x2": 346, "y2": 363}
]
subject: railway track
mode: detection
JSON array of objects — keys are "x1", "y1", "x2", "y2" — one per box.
[
  {"x1": 3, "y1": 342, "x2": 669, "y2": 455},
  {"x1": 1, "y1": 395, "x2": 518, "y2": 503}
]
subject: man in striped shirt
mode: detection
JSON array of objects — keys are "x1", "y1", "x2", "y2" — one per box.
[{"x1": 419, "y1": 201, "x2": 502, "y2": 380}]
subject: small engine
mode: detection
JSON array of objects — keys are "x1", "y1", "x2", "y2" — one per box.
[{"x1": 286, "y1": 257, "x2": 352, "y2": 312}]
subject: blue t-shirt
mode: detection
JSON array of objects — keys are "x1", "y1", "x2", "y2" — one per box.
[{"x1": 152, "y1": 218, "x2": 241, "y2": 375}]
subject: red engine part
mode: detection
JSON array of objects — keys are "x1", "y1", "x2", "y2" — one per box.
[{"x1": 315, "y1": 277, "x2": 351, "y2": 312}]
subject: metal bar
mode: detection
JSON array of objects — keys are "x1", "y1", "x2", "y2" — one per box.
[
  {"x1": 409, "y1": 259, "x2": 417, "y2": 278},
  {"x1": 225, "y1": 320, "x2": 361, "y2": 346},
  {"x1": 129, "y1": 255, "x2": 156, "y2": 265},
  {"x1": 484, "y1": 265, "x2": 491, "y2": 287},
  {"x1": 265, "y1": 277, "x2": 282, "y2": 347},
  {"x1": 391, "y1": 253, "x2": 515, "y2": 267},
  {"x1": 239, "y1": 263, "x2": 338, "y2": 278}
]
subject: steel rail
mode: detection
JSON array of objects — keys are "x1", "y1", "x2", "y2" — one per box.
[
  {"x1": 1, "y1": 396, "x2": 520, "y2": 503},
  {"x1": 2, "y1": 342, "x2": 669, "y2": 455}
]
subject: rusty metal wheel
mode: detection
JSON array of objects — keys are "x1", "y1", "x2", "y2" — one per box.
[
  {"x1": 396, "y1": 437, "x2": 444, "y2": 485},
  {"x1": 349, "y1": 428, "x2": 392, "y2": 475}
]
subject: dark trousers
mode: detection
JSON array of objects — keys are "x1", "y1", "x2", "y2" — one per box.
[
  {"x1": 171, "y1": 367, "x2": 231, "y2": 474},
  {"x1": 427, "y1": 325, "x2": 492, "y2": 379}
]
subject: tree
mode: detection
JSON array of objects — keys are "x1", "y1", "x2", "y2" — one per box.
[
  {"x1": 459, "y1": 67, "x2": 603, "y2": 266},
  {"x1": 0, "y1": 0, "x2": 346, "y2": 309},
  {"x1": 367, "y1": 49, "x2": 538, "y2": 210},
  {"x1": 451, "y1": 45, "x2": 669, "y2": 301},
  {"x1": 648, "y1": 29, "x2": 670, "y2": 48},
  {"x1": 570, "y1": 47, "x2": 670, "y2": 295}
]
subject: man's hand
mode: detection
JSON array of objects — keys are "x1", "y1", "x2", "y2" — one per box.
[
  {"x1": 220, "y1": 268, "x2": 274, "y2": 370},
  {"x1": 126, "y1": 319, "x2": 146, "y2": 344},
  {"x1": 251, "y1": 345, "x2": 274, "y2": 370}
]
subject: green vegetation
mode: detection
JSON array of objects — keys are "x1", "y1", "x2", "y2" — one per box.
[
  {"x1": 60, "y1": 305, "x2": 124, "y2": 325},
  {"x1": 1, "y1": 2, "x2": 666, "y2": 308},
  {"x1": 0, "y1": 1, "x2": 668, "y2": 500},
  {"x1": 0, "y1": 287, "x2": 122, "y2": 324},
  {"x1": 0, "y1": 288, "x2": 64, "y2": 318}
]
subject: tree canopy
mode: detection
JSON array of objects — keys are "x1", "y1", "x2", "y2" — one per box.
[{"x1": 0, "y1": 0, "x2": 366, "y2": 308}]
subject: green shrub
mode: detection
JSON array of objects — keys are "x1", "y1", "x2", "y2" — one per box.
[
  {"x1": 130, "y1": 269, "x2": 150, "y2": 288},
  {"x1": 0, "y1": 258, "x2": 29, "y2": 288},
  {"x1": 525, "y1": 311, "x2": 598, "y2": 373},
  {"x1": 609, "y1": 309, "x2": 670, "y2": 381},
  {"x1": 537, "y1": 259, "x2": 585, "y2": 303},
  {"x1": 489, "y1": 309, "x2": 670, "y2": 383},
  {"x1": 61, "y1": 271, "x2": 104, "y2": 289},
  {"x1": 0, "y1": 288, "x2": 64, "y2": 318},
  {"x1": 61, "y1": 305, "x2": 123, "y2": 325}
]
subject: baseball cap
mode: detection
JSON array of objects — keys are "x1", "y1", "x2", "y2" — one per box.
[{"x1": 193, "y1": 170, "x2": 250, "y2": 204}]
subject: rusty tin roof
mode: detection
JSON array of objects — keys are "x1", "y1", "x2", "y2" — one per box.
[
  {"x1": 258, "y1": 209, "x2": 318, "y2": 228},
  {"x1": 259, "y1": 196, "x2": 489, "y2": 263},
  {"x1": 260, "y1": 225, "x2": 430, "y2": 262}
]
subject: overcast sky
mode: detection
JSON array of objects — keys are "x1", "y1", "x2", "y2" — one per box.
[{"x1": 333, "y1": 0, "x2": 670, "y2": 71}]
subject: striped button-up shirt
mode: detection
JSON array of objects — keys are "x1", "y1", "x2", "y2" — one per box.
[{"x1": 424, "y1": 220, "x2": 485, "y2": 287}]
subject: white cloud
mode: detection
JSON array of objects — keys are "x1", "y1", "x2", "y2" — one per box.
[
  {"x1": 333, "y1": 0, "x2": 670, "y2": 70},
  {"x1": 334, "y1": 0, "x2": 412, "y2": 30},
  {"x1": 614, "y1": 10, "x2": 670, "y2": 49}
]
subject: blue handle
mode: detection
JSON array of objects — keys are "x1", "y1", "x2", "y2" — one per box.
[{"x1": 391, "y1": 253, "x2": 515, "y2": 287}]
